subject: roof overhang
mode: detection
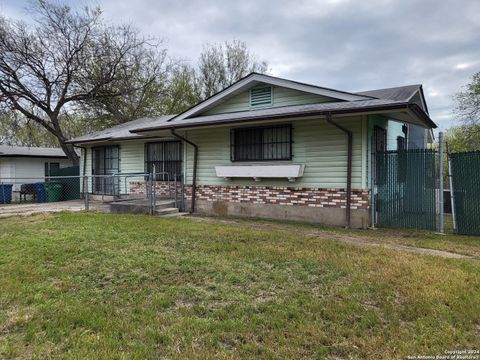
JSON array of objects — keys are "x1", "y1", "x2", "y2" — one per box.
[
  {"x1": 132, "y1": 103, "x2": 436, "y2": 134},
  {"x1": 0, "y1": 154, "x2": 69, "y2": 159},
  {"x1": 168, "y1": 73, "x2": 374, "y2": 122}
]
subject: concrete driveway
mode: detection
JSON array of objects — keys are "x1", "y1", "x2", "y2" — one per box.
[{"x1": 0, "y1": 200, "x2": 109, "y2": 218}]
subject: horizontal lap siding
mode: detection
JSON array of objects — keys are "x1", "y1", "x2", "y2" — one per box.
[
  {"x1": 203, "y1": 86, "x2": 335, "y2": 115},
  {"x1": 81, "y1": 142, "x2": 145, "y2": 193},
  {"x1": 184, "y1": 116, "x2": 364, "y2": 188}
]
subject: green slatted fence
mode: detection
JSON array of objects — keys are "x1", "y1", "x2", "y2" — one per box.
[
  {"x1": 376, "y1": 149, "x2": 437, "y2": 230},
  {"x1": 450, "y1": 151, "x2": 480, "y2": 235}
]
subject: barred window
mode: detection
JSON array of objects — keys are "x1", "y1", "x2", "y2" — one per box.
[
  {"x1": 230, "y1": 124, "x2": 292, "y2": 161},
  {"x1": 145, "y1": 141, "x2": 182, "y2": 180}
]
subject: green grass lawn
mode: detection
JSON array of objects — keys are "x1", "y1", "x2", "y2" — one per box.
[{"x1": 0, "y1": 213, "x2": 479, "y2": 359}]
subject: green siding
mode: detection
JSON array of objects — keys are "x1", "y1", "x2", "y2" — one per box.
[
  {"x1": 183, "y1": 116, "x2": 366, "y2": 189},
  {"x1": 203, "y1": 86, "x2": 339, "y2": 115},
  {"x1": 81, "y1": 142, "x2": 146, "y2": 193},
  {"x1": 80, "y1": 116, "x2": 369, "y2": 191}
]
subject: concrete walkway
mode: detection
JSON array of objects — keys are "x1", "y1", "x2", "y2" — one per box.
[
  {"x1": 0, "y1": 200, "x2": 109, "y2": 218},
  {"x1": 187, "y1": 216, "x2": 477, "y2": 260}
]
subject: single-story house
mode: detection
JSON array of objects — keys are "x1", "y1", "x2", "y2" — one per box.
[
  {"x1": 68, "y1": 73, "x2": 436, "y2": 228},
  {"x1": 0, "y1": 145, "x2": 74, "y2": 200}
]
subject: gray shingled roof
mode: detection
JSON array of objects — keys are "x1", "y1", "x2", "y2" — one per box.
[
  {"x1": 133, "y1": 98, "x2": 435, "y2": 132},
  {"x1": 68, "y1": 79, "x2": 433, "y2": 144},
  {"x1": 0, "y1": 145, "x2": 68, "y2": 158},
  {"x1": 67, "y1": 115, "x2": 175, "y2": 144},
  {"x1": 356, "y1": 84, "x2": 421, "y2": 102}
]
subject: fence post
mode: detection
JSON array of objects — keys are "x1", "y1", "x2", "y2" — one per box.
[
  {"x1": 370, "y1": 136, "x2": 376, "y2": 228},
  {"x1": 84, "y1": 176, "x2": 89, "y2": 211},
  {"x1": 438, "y1": 132, "x2": 445, "y2": 234},
  {"x1": 446, "y1": 144, "x2": 457, "y2": 232},
  {"x1": 174, "y1": 174, "x2": 178, "y2": 209}
]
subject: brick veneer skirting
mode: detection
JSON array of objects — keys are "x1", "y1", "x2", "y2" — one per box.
[
  {"x1": 129, "y1": 181, "x2": 181, "y2": 197},
  {"x1": 129, "y1": 182, "x2": 370, "y2": 210},
  {"x1": 185, "y1": 185, "x2": 370, "y2": 210}
]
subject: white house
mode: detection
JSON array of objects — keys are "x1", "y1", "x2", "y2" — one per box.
[{"x1": 0, "y1": 145, "x2": 74, "y2": 200}]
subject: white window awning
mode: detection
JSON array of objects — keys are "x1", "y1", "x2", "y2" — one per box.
[{"x1": 215, "y1": 164, "x2": 305, "y2": 182}]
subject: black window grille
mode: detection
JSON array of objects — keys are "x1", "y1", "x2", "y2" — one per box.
[
  {"x1": 145, "y1": 141, "x2": 182, "y2": 180},
  {"x1": 92, "y1": 146, "x2": 120, "y2": 195},
  {"x1": 230, "y1": 124, "x2": 292, "y2": 161}
]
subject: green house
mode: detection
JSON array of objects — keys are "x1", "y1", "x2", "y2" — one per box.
[{"x1": 68, "y1": 73, "x2": 436, "y2": 228}]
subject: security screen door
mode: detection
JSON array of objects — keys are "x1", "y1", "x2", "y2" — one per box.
[{"x1": 92, "y1": 146, "x2": 120, "y2": 194}]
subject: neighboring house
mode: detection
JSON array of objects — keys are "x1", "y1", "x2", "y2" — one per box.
[
  {"x1": 68, "y1": 73, "x2": 436, "y2": 227},
  {"x1": 0, "y1": 145, "x2": 74, "y2": 199}
]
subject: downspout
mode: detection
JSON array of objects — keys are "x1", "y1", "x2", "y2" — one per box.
[
  {"x1": 171, "y1": 129, "x2": 198, "y2": 213},
  {"x1": 325, "y1": 112, "x2": 352, "y2": 228},
  {"x1": 73, "y1": 145, "x2": 88, "y2": 178},
  {"x1": 73, "y1": 145, "x2": 88, "y2": 199}
]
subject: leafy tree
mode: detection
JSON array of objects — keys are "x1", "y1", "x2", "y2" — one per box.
[
  {"x1": 161, "y1": 64, "x2": 201, "y2": 114},
  {"x1": 0, "y1": 0, "x2": 169, "y2": 163},
  {"x1": 198, "y1": 40, "x2": 268, "y2": 98},
  {"x1": 454, "y1": 72, "x2": 480, "y2": 125},
  {"x1": 445, "y1": 124, "x2": 480, "y2": 152},
  {"x1": 0, "y1": 111, "x2": 58, "y2": 147}
]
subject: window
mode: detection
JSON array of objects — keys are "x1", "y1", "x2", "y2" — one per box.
[
  {"x1": 44, "y1": 162, "x2": 60, "y2": 177},
  {"x1": 397, "y1": 136, "x2": 406, "y2": 151},
  {"x1": 92, "y1": 146, "x2": 120, "y2": 194},
  {"x1": 250, "y1": 86, "x2": 272, "y2": 107},
  {"x1": 230, "y1": 124, "x2": 292, "y2": 162},
  {"x1": 145, "y1": 141, "x2": 182, "y2": 180}
]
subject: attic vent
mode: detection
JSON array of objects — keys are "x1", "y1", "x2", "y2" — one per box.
[{"x1": 250, "y1": 86, "x2": 272, "y2": 107}]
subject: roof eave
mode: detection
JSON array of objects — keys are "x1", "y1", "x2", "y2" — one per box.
[{"x1": 132, "y1": 102, "x2": 437, "y2": 133}]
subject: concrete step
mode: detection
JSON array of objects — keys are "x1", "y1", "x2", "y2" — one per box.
[
  {"x1": 155, "y1": 207, "x2": 179, "y2": 216},
  {"x1": 155, "y1": 200, "x2": 176, "y2": 210},
  {"x1": 161, "y1": 211, "x2": 189, "y2": 218}
]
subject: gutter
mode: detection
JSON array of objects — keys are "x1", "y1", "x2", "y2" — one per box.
[
  {"x1": 325, "y1": 112, "x2": 352, "y2": 228},
  {"x1": 170, "y1": 129, "x2": 198, "y2": 213},
  {"x1": 132, "y1": 103, "x2": 437, "y2": 134}
]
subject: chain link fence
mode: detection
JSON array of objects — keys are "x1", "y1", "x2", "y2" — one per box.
[{"x1": 0, "y1": 172, "x2": 185, "y2": 217}]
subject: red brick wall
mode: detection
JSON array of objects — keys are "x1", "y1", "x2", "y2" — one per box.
[
  {"x1": 129, "y1": 182, "x2": 369, "y2": 209},
  {"x1": 185, "y1": 185, "x2": 369, "y2": 210}
]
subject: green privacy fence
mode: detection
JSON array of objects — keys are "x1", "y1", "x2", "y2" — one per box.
[
  {"x1": 375, "y1": 149, "x2": 437, "y2": 230},
  {"x1": 450, "y1": 151, "x2": 480, "y2": 235},
  {"x1": 49, "y1": 165, "x2": 80, "y2": 200}
]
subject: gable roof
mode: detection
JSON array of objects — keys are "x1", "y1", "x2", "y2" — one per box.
[
  {"x1": 0, "y1": 145, "x2": 68, "y2": 158},
  {"x1": 131, "y1": 98, "x2": 436, "y2": 132},
  {"x1": 66, "y1": 115, "x2": 175, "y2": 144},
  {"x1": 68, "y1": 74, "x2": 437, "y2": 144},
  {"x1": 356, "y1": 84, "x2": 429, "y2": 114},
  {"x1": 168, "y1": 72, "x2": 375, "y2": 122}
]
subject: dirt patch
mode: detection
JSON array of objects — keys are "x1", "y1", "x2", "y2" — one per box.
[{"x1": 187, "y1": 216, "x2": 477, "y2": 260}]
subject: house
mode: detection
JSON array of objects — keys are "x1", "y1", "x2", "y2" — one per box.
[
  {"x1": 0, "y1": 145, "x2": 74, "y2": 200},
  {"x1": 68, "y1": 73, "x2": 436, "y2": 228}
]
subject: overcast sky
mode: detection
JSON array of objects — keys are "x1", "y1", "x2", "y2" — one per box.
[{"x1": 1, "y1": 0, "x2": 479, "y2": 131}]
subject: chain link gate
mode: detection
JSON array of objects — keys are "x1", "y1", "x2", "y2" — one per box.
[
  {"x1": 449, "y1": 151, "x2": 480, "y2": 235},
  {"x1": 374, "y1": 149, "x2": 437, "y2": 230}
]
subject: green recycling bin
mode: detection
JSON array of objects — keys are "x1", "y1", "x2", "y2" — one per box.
[{"x1": 45, "y1": 182, "x2": 63, "y2": 202}]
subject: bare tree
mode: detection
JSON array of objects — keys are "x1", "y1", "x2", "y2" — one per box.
[
  {"x1": 198, "y1": 40, "x2": 268, "y2": 98},
  {"x1": 0, "y1": 1, "x2": 168, "y2": 163}
]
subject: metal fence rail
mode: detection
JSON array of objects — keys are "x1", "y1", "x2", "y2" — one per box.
[
  {"x1": 0, "y1": 172, "x2": 185, "y2": 216},
  {"x1": 375, "y1": 149, "x2": 437, "y2": 230},
  {"x1": 450, "y1": 151, "x2": 480, "y2": 235}
]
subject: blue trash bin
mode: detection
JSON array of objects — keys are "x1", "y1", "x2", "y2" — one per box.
[
  {"x1": 0, "y1": 184, "x2": 13, "y2": 204},
  {"x1": 35, "y1": 183, "x2": 46, "y2": 203}
]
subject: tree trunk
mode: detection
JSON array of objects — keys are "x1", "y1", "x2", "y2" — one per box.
[{"x1": 60, "y1": 142, "x2": 80, "y2": 165}]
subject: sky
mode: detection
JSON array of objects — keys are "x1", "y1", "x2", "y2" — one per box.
[{"x1": 1, "y1": 0, "x2": 479, "y2": 132}]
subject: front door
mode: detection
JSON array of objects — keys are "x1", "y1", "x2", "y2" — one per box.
[{"x1": 92, "y1": 146, "x2": 120, "y2": 194}]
